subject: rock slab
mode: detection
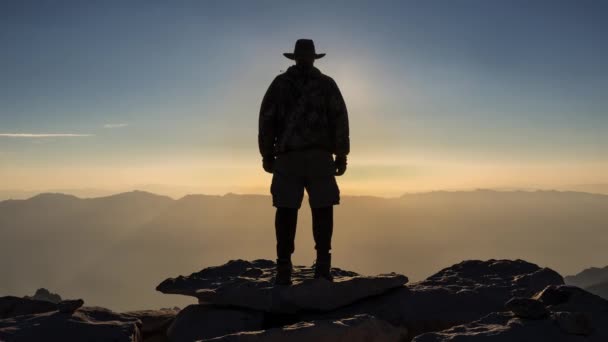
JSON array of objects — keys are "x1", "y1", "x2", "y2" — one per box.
[
  {"x1": 305, "y1": 259, "x2": 565, "y2": 339},
  {"x1": 156, "y1": 259, "x2": 408, "y2": 313}
]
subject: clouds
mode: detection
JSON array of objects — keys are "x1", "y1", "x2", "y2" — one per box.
[
  {"x1": 0, "y1": 133, "x2": 93, "y2": 137},
  {"x1": 0, "y1": 123, "x2": 129, "y2": 139},
  {"x1": 103, "y1": 123, "x2": 128, "y2": 128}
]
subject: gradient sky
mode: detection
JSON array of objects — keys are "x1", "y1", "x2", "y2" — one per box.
[{"x1": 1, "y1": 0, "x2": 607, "y2": 196}]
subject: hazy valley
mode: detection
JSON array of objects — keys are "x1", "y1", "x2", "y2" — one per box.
[{"x1": 2, "y1": 190, "x2": 607, "y2": 311}]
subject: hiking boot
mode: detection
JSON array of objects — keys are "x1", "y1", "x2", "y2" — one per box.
[
  {"x1": 274, "y1": 258, "x2": 292, "y2": 286},
  {"x1": 313, "y1": 253, "x2": 333, "y2": 281}
]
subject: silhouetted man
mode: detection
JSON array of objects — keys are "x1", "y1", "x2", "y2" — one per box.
[{"x1": 258, "y1": 39, "x2": 349, "y2": 285}]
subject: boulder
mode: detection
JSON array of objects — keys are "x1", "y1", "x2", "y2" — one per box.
[
  {"x1": 205, "y1": 314, "x2": 407, "y2": 342},
  {"x1": 303, "y1": 259, "x2": 564, "y2": 339},
  {"x1": 0, "y1": 296, "x2": 57, "y2": 319},
  {"x1": 0, "y1": 306, "x2": 142, "y2": 342},
  {"x1": 504, "y1": 297, "x2": 549, "y2": 319},
  {"x1": 413, "y1": 285, "x2": 608, "y2": 341},
  {"x1": 533, "y1": 285, "x2": 608, "y2": 312},
  {"x1": 156, "y1": 259, "x2": 408, "y2": 313},
  {"x1": 167, "y1": 304, "x2": 264, "y2": 342}
]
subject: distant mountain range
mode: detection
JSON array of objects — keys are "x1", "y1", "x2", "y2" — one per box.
[
  {"x1": 565, "y1": 266, "x2": 608, "y2": 300},
  {"x1": 2, "y1": 189, "x2": 608, "y2": 311},
  {"x1": 565, "y1": 266, "x2": 608, "y2": 288},
  {"x1": 2, "y1": 184, "x2": 608, "y2": 201}
]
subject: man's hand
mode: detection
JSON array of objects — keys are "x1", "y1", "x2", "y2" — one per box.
[
  {"x1": 334, "y1": 155, "x2": 347, "y2": 176},
  {"x1": 262, "y1": 156, "x2": 275, "y2": 174}
]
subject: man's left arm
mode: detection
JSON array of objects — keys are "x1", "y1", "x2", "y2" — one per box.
[
  {"x1": 328, "y1": 79, "x2": 350, "y2": 175},
  {"x1": 258, "y1": 78, "x2": 279, "y2": 173}
]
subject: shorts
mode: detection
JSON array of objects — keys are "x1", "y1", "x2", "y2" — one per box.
[{"x1": 270, "y1": 149, "x2": 340, "y2": 209}]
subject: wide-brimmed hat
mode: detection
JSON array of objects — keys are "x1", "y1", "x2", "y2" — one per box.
[{"x1": 283, "y1": 39, "x2": 326, "y2": 60}]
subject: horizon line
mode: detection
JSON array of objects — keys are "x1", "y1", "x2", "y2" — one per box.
[{"x1": 2, "y1": 188, "x2": 607, "y2": 202}]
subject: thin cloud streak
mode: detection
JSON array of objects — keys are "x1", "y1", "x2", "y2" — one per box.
[
  {"x1": 0, "y1": 133, "x2": 94, "y2": 137},
  {"x1": 103, "y1": 123, "x2": 128, "y2": 128}
]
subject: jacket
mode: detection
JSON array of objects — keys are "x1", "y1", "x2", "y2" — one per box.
[{"x1": 258, "y1": 65, "x2": 350, "y2": 158}]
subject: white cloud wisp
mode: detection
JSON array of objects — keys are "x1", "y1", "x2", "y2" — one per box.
[
  {"x1": 0, "y1": 133, "x2": 94, "y2": 137},
  {"x1": 103, "y1": 123, "x2": 128, "y2": 128}
]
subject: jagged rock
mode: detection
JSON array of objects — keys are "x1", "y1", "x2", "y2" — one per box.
[
  {"x1": 505, "y1": 297, "x2": 549, "y2": 319},
  {"x1": 412, "y1": 311, "x2": 606, "y2": 341},
  {"x1": 205, "y1": 314, "x2": 407, "y2": 342},
  {"x1": 534, "y1": 285, "x2": 608, "y2": 313},
  {"x1": 302, "y1": 259, "x2": 565, "y2": 339},
  {"x1": 167, "y1": 304, "x2": 264, "y2": 342},
  {"x1": 413, "y1": 312, "x2": 567, "y2": 341},
  {"x1": 156, "y1": 259, "x2": 408, "y2": 313},
  {"x1": 0, "y1": 306, "x2": 142, "y2": 342},
  {"x1": 0, "y1": 296, "x2": 57, "y2": 319},
  {"x1": 58, "y1": 299, "x2": 84, "y2": 313},
  {"x1": 413, "y1": 284, "x2": 608, "y2": 341},
  {"x1": 417, "y1": 259, "x2": 563, "y2": 298},
  {"x1": 123, "y1": 307, "x2": 180, "y2": 341},
  {"x1": 27, "y1": 288, "x2": 62, "y2": 304},
  {"x1": 534, "y1": 284, "x2": 608, "y2": 335}
]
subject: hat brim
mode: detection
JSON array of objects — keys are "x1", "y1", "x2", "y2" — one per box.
[{"x1": 283, "y1": 53, "x2": 326, "y2": 60}]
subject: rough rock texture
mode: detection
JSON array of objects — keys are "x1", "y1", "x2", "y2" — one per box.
[
  {"x1": 123, "y1": 307, "x2": 180, "y2": 341},
  {"x1": 205, "y1": 314, "x2": 407, "y2": 342},
  {"x1": 412, "y1": 311, "x2": 605, "y2": 342},
  {"x1": 303, "y1": 259, "x2": 564, "y2": 339},
  {"x1": 417, "y1": 259, "x2": 563, "y2": 299},
  {"x1": 0, "y1": 306, "x2": 142, "y2": 342},
  {"x1": 0, "y1": 296, "x2": 57, "y2": 319},
  {"x1": 413, "y1": 312, "x2": 571, "y2": 342},
  {"x1": 167, "y1": 304, "x2": 264, "y2": 342},
  {"x1": 413, "y1": 284, "x2": 608, "y2": 341},
  {"x1": 504, "y1": 297, "x2": 549, "y2": 319},
  {"x1": 1, "y1": 259, "x2": 585, "y2": 341},
  {"x1": 157, "y1": 259, "x2": 408, "y2": 313}
]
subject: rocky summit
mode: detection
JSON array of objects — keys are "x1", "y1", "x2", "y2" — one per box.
[
  {"x1": 156, "y1": 259, "x2": 409, "y2": 313},
  {"x1": 413, "y1": 285, "x2": 608, "y2": 341},
  {"x1": 0, "y1": 303, "x2": 142, "y2": 342},
  {"x1": 5, "y1": 259, "x2": 608, "y2": 341}
]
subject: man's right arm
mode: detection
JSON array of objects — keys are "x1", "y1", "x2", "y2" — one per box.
[{"x1": 328, "y1": 78, "x2": 350, "y2": 157}]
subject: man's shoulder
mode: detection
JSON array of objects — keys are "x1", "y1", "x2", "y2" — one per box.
[
  {"x1": 318, "y1": 73, "x2": 336, "y2": 84},
  {"x1": 271, "y1": 72, "x2": 293, "y2": 87},
  {"x1": 271, "y1": 68, "x2": 337, "y2": 89}
]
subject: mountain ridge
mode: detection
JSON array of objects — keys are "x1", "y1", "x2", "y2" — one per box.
[{"x1": 2, "y1": 188, "x2": 608, "y2": 204}]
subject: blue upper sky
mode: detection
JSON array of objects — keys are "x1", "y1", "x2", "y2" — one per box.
[{"x1": 1, "y1": 0, "x2": 606, "y2": 194}]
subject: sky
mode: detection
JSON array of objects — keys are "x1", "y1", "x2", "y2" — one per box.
[{"x1": 1, "y1": 0, "x2": 607, "y2": 197}]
